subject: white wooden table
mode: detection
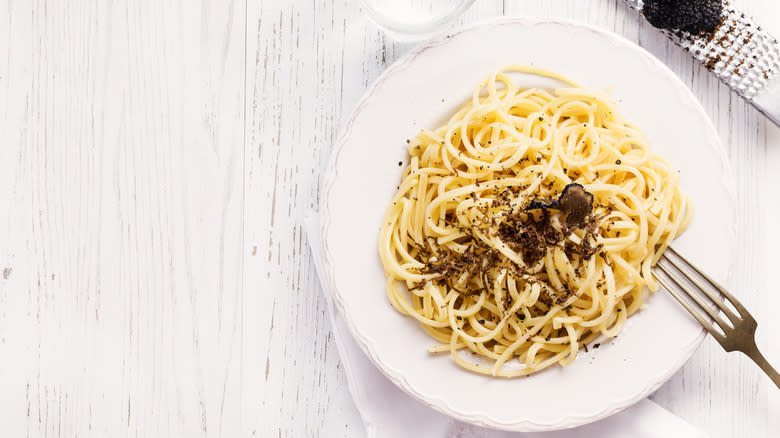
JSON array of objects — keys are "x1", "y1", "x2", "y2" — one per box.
[{"x1": 1, "y1": 1, "x2": 778, "y2": 436}]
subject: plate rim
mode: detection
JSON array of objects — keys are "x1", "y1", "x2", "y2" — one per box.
[{"x1": 320, "y1": 16, "x2": 736, "y2": 431}]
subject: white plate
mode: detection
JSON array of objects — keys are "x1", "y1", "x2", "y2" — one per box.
[{"x1": 320, "y1": 17, "x2": 735, "y2": 432}]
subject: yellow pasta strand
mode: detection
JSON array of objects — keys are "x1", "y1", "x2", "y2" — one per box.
[{"x1": 378, "y1": 66, "x2": 692, "y2": 377}]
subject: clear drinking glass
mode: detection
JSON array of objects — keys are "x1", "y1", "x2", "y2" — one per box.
[{"x1": 360, "y1": 0, "x2": 477, "y2": 40}]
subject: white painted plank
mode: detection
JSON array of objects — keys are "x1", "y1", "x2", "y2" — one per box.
[
  {"x1": 0, "y1": 0, "x2": 246, "y2": 436},
  {"x1": 243, "y1": 1, "x2": 359, "y2": 436}
]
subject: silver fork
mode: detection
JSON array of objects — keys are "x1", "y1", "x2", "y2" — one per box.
[{"x1": 654, "y1": 247, "x2": 780, "y2": 389}]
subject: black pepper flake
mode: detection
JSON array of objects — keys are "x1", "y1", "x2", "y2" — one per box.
[
  {"x1": 398, "y1": 161, "x2": 403, "y2": 166},
  {"x1": 594, "y1": 343, "x2": 600, "y2": 349},
  {"x1": 615, "y1": 159, "x2": 622, "y2": 165}
]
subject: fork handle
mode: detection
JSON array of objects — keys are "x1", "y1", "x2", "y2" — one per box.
[{"x1": 742, "y1": 343, "x2": 780, "y2": 389}]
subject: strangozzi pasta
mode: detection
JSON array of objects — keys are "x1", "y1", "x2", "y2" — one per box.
[{"x1": 378, "y1": 66, "x2": 692, "y2": 377}]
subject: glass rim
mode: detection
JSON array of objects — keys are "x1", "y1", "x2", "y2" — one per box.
[{"x1": 359, "y1": 0, "x2": 478, "y2": 38}]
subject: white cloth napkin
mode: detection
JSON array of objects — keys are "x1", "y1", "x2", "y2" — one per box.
[{"x1": 304, "y1": 215, "x2": 708, "y2": 438}]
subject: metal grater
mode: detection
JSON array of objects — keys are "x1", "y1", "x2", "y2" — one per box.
[{"x1": 625, "y1": 0, "x2": 780, "y2": 126}]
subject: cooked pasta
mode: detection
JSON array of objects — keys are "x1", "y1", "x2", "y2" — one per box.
[{"x1": 378, "y1": 66, "x2": 692, "y2": 377}]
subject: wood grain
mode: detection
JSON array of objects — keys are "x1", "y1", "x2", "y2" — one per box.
[
  {"x1": 0, "y1": 0, "x2": 246, "y2": 436},
  {"x1": 1, "y1": 0, "x2": 778, "y2": 436}
]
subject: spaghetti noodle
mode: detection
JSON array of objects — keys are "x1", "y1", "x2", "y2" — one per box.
[{"x1": 378, "y1": 66, "x2": 692, "y2": 377}]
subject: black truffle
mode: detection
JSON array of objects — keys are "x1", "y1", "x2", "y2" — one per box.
[
  {"x1": 642, "y1": 0, "x2": 723, "y2": 35},
  {"x1": 527, "y1": 183, "x2": 594, "y2": 227}
]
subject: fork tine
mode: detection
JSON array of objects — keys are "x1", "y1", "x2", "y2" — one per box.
[
  {"x1": 654, "y1": 273, "x2": 726, "y2": 342},
  {"x1": 663, "y1": 248, "x2": 742, "y2": 321},
  {"x1": 659, "y1": 249, "x2": 780, "y2": 388},
  {"x1": 655, "y1": 261, "x2": 732, "y2": 332}
]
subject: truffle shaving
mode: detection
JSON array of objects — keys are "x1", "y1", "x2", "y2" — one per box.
[{"x1": 526, "y1": 183, "x2": 594, "y2": 227}]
